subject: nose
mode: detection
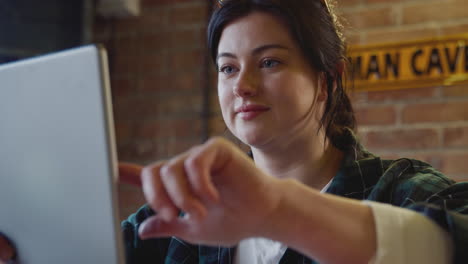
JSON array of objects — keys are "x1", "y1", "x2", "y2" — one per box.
[{"x1": 233, "y1": 70, "x2": 258, "y2": 98}]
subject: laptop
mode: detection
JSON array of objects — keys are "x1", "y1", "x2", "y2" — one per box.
[{"x1": 0, "y1": 45, "x2": 125, "y2": 264}]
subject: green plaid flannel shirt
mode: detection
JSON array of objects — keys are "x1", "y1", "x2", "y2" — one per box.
[{"x1": 122, "y1": 131, "x2": 468, "y2": 263}]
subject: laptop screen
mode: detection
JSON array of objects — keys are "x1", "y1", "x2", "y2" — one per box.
[{"x1": 0, "y1": 45, "x2": 124, "y2": 264}]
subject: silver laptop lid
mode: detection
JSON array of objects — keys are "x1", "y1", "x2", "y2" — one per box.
[{"x1": 0, "y1": 45, "x2": 124, "y2": 264}]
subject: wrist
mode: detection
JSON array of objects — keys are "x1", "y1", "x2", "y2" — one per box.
[
  {"x1": 256, "y1": 178, "x2": 314, "y2": 240},
  {"x1": 255, "y1": 179, "x2": 377, "y2": 264}
]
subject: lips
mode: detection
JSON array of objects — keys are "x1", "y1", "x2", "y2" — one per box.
[{"x1": 235, "y1": 104, "x2": 270, "y2": 120}]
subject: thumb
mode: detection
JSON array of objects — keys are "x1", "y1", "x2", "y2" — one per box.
[
  {"x1": 118, "y1": 162, "x2": 143, "y2": 187},
  {"x1": 138, "y1": 216, "x2": 188, "y2": 239}
]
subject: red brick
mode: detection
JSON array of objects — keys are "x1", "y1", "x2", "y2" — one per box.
[
  {"x1": 209, "y1": 116, "x2": 227, "y2": 136},
  {"x1": 209, "y1": 91, "x2": 222, "y2": 114},
  {"x1": 345, "y1": 32, "x2": 362, "y2": 45},
  {"x1": 113, "y1": 96, "x2": 159, "y2": 120},
  {"x1": 364, "y1": 27, "x2": 439, "y2": 45},
  {"x1": 115, "y1": 17, "x2": 144, "y2": 35},
  {"x1": 171, "y1": 70, "x2": 202, "y2": 91},
  {"x1": 169, "y1": 3, "x2": 208, "y2": 25},
  {"x1": 367, "y1": 87, "x2": 438, "y2": 102},
  {"x1": 138, "y1": 52, "x2": 167, "y2": 75},
  {"x1": 112, "y1": 4, "x2": 168, "y2": 35},
  {"x1": 169, "y1": 49, "x2": 204, "y2": 72},
  {"x1": 451, "y1": 176, "x2": 468, "y2": 182},
  {"x1": 117, "y1": 140, "x2": 160, "y2": 162},
  {"x1": 115, "y1": 120, "x2": 135, "y2": 143},
  {"x1": 111, "y1": 78, "x2": 136, "y2": 97},
  {"x1": 166, "y1": 137, "x2": 201, "y2": 156},
  {"x1": 139, "y1": 8, "x2": 169, "y2": 29},
  {"x1": 403, "y1": 0, "x2": 468, "y2": 25},
  {"x1": 403, "y1": 152, "x2": 443, "y2": 172},
  {"x1": 355, "y1": 105, "x2": 397, "y2": 126},
  {"x1": 365, "y1": 0, "x2": 402, "y2": 3},
  {"x1": 139, "y1": 73, "x2": 171, "y2": 92},
  {"x1": 118, "y1": 183, "x2": 145, "y2": 220},
  {"x1": 365, "y1": 128, "x2": 440, "y2": 150},
  {"x1": 115, "y1": 35, "x2": 138, "y2": 56},
  {"x1": 439, "y1": 152, "x2": 468, "y2": 175},
  {"x1": 170, "y1": 28, "x2": 205, "y2": 50},
  {"x1": 342, "y1": 7, "x2": 396, "y2": 29},
  {"x1": 112, "y1": 55, "x2": 140, "y2": 76},
  {"x1": 157, "y1": 94, "x2": 203, "y2": 115},
  {"x1": 402, "y1": 101, "x2": 468, "y2": 124},
  {"x1": 443, "y1": 85, "x2": 468, "y2": 97},
  {"x1": 349, "y1": 91, "x2": 368, "y2": 105},
  {"x1": 444, "y1": 127, "x2": 468, "y2": 147},
  {"x1": 135, "y1": 121, "x2": 164, "y2": 139},
  {"x1": 171, "y1": 119, "x2": 203, "y2": 138},
  {"x1": 136, "y1": 119, "x2": 202, "y2": 140},
  {"x1": 139, "y1": 32, "x2": 171, "y2": 54},
  {"x1": 440, "y1": 23, "x2": 468, "y2": 36},
  {"x1": 337, "y1": 0, "x2": 361, "y2": 7}
]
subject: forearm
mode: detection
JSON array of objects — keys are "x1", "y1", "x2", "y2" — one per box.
[
  {"x1": 365, "y1": 201, "x2": 453, "y2": 263},
  {"x1": 260, "y1": 178, "x2": 376, "y2": 264}
]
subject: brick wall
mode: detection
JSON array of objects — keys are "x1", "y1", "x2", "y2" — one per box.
[
  {"x1": 338, "y1": 0, "x2": 468, "y2": 181},
  {"x1": 93, "y1": 0, "x2": 212, "y2": 219},
  {"x1": 95, "y1": 0, "x2": 468, "y2": 219}
]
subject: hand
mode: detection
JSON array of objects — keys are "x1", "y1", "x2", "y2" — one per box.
[
  {"x1": 0, "y1": 233, "x2": 15, "y2": 264},
  {"x1": 119, "y1": 162, "x2": 143, "y2": 187},
  {"x1": 122, "y1": 137, "x2": 282, "y2": 246}
]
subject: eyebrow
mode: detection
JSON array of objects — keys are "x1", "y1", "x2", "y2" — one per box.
[{"x1": 216, "y1": 44, "x2": 289, "y2": 62}]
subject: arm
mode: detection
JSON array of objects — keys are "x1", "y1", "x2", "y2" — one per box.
[
  {"x1": 133, "y1": 138, "x2": 462, "y2": 263},
  {"x1": 134, "y1": 138, "x2": 376, "y2": 263},
  {"x1": 366, "y1": 201, "x2": 453, "y2": 264},
  {"x1": 261, "y1": 178, "x2": 376, "y2": 264}
]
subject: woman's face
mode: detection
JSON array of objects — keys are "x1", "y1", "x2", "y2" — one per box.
[{"x1": 217, "y1": 11, "x2": 325, "y2": 149}]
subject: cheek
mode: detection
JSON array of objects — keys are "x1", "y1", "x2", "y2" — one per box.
[{"x1": 267, "y1": 74, "x2": 317, "y2": 111}]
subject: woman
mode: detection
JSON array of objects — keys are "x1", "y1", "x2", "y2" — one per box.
[
  {"x1": 1, "y1": 0, "x2": 467, "y2": 263},
  {"x1": 120, "y1": 0, "x2": 467, "y2": 263}
]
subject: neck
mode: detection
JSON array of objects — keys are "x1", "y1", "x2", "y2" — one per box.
[{"x1": 251, "y1": 134, "x2": 344, "y2": 190}]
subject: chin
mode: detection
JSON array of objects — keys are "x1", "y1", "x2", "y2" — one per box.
[
  {"x1": 228, "y1": 121, "x2": 271, "y2": 148},
  {"x1": 236, "y1": 130, "x2": 270, "y2": 149}
]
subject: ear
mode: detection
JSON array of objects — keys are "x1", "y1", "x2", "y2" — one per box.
[
  {"x1": 316, "y1": 72, "x2": 328, "y2": 102},
  {"x1": 336, "y1": 59, "x2": 346, "y2": 76},
  {"x1": 317, "y1": 60, "x2": 346, "y2": 102}
]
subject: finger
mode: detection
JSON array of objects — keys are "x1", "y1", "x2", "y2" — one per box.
[
  {"x1": 160, "y1": 156, "x2": 207, "y2": 220},
  {"x1": 141, "y1": 161, "x2": 179, "y2": 222},
  {"x1": 184, "y1": 138, "x2": 238, "y2": 203},
  {"x1": 118, "y1": 162, "x2": 143, "y2": 187},
  {"x1": 138, "y1": 215, "x2": 188, "y2": 240},
  {"x1": 0, "y1": 234, "x2": 15, "y2": 262}
]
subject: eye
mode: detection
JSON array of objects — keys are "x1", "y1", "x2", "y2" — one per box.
[
  {"x1": 261, "y1": 59, "x2": 280, "y2": 68},
  {"x1": 219, "y1": 65, "x2": 238, "y2": 75}
]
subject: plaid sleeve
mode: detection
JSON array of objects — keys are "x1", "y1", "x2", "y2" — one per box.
[
  {"x1": 404, "y1": 182, "x2": 468, "y2": 264},
  {"x1": 121, "y1": 204, "x2": 172, "y2": 264},
  {"x1": 374, "y1": 160, "x2": 468, "y2": 264}
]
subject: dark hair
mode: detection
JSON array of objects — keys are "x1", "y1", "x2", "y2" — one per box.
[{"x1": 207, "y1": 0, "x2": 356, "y2": 151}]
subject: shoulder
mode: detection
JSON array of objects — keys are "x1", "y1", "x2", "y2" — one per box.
[{"x1": 370, "y1": 157, "x2": 455, "y2": 206}]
